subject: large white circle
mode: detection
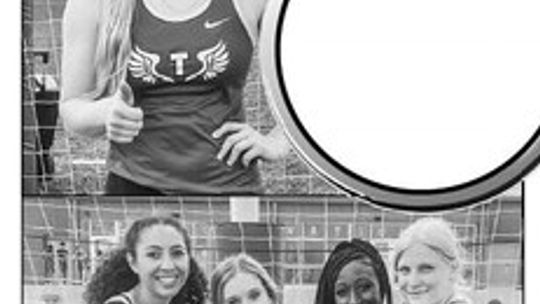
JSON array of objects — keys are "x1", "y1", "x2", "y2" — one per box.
[{"x1": 280, "y1": 0, "x2": 540, "y2": 189}]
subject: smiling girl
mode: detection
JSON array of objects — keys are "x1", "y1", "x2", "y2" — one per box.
[
  {"x1": 210, "y1": 253, "x2": 278, "y2": 304},
  {"x1": 84, "y1": 216, "x2": 207, "y2": 304},
  {"x1": 315, "y1": 239, "x2": 393, "y2": 304},
  {"x1": 392, "y1": 218, "x2": 473, "y2": 304}
]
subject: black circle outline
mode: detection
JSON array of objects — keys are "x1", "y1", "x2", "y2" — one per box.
[{"x1": 272, "y1": 0, "x2": 540, "y2": 210}]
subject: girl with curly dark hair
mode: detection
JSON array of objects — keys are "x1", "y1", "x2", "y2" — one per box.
[{"x1": 84, "y1": 216, "x2": 207, "y2": 304}]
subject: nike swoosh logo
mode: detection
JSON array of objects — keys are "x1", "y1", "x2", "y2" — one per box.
[{"x1": 204, "y1": 17, "x2": 230, "y2": 29}]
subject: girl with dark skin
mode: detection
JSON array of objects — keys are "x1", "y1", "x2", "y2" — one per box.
[{"x1": 315, "y1": 239, "x2": 393, "y2": 304}]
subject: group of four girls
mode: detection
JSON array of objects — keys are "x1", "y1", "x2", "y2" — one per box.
[{"x1": 85, "y1": 216, "x2": 472, "y2": 304}]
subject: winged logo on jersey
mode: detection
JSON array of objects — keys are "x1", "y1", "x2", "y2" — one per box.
[
  {"x1": 185, "y1": 40, "x2": 230, "y2": 81},
  {"x1": 128, "y1": 46, "x2": 174, "y2": 84}
]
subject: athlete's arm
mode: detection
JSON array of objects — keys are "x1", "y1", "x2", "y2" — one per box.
[
  {"x1": 214, "y1": 0, "x2": 290, "y2": 167},
  {"x1": 60, "y1": 0, "x2": 143, "y2": 143},
  {"x1": 254, "y1": 0, "x2": 291, "y2": 159},
  {"x1": 60, "y1": 0, "x2": 109, "y2": 138},
  {"x1": 249, "y1": 0, "x2": 291, "y2": 162}
]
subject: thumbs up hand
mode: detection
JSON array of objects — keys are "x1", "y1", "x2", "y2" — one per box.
[{"x1": 104, "y1": 83, "x2": 144, "y2": 143}]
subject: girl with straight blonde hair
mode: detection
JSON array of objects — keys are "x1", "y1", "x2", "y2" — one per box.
[
  {"x1": 61, "y1": 0, "x2": 289, "y2": 195},
  {"x1": 391, "y1": 217, "x2": 473, "y2": 304},
  {"x1": 210, "y1": 253, "x2": 278, "y2": 304}
]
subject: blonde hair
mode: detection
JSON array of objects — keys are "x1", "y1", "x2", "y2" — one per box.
[
  {"x1": 210, "y1": 253, "x2": 278, "y2": 304},
  {"x1": 392, "y1": 217, "x2": 465, "y2": 281},
  {"x1": 93, "y1": 0, "x2": 136, "y2": 99}
]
